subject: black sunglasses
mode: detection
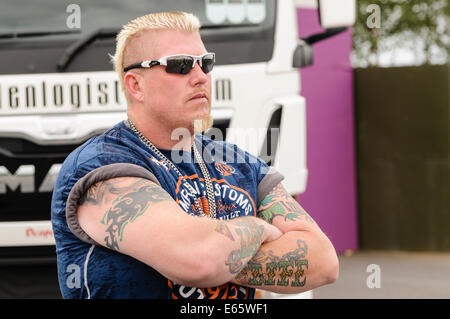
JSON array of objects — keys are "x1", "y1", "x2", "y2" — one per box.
[{"x1": 123, "y1": 52, "x2": 215, "y2": 74}]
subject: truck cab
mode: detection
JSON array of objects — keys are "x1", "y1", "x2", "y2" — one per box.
[{"x1": 0, "y1": 0, "x2": 354, "y2": 268}]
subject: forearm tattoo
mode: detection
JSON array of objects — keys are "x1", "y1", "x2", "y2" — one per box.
[
  {"x1": 223, "y1": 219, "x2": 265, "y2": 275},
  {"x1": 215, "y1": 222, "x2": 235, "y2": 241},
  {"x1": 235, "y1": 239, "x2": 309, "y2": 288},
  {"x1": 258, "y1": 184, "x2": 315, "y2": 224}
]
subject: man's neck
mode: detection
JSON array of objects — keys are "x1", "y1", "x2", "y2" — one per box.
[{"x1": 128, "y1": 114, "x2": 195, "y2": 152}]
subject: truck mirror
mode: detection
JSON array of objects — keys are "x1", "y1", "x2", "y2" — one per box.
[
  {"x1": 293, "y1": 40, "x2": 313, "y2": 68},
  {"x1": 318, "y1": 0, "x2": 356, "y2": 29}
]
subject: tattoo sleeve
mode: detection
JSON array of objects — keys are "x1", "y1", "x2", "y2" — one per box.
[
  {"x1": 234, "y1": 239, "x2": 309, "y2": 288},
  {"x1": 258, "y1": 183, "x2": 315, "y2": 225}
]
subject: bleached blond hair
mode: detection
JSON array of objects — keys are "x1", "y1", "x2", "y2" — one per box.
[{"x1": 111, "y1": 11, "x2": 201, "y2": 95}]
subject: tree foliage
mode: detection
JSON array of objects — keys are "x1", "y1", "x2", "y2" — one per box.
[{"x1": 353, "y1": 0, "x2": 449, "y2": 67}]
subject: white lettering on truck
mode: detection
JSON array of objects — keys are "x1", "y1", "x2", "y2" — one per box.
[{"x1": 0, "y1": 164, "x2": 61, "y2": 193}]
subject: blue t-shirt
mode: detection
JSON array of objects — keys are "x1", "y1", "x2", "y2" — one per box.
[{"x1": 51, "y1": 120, "x2": 283, "y2": 299}]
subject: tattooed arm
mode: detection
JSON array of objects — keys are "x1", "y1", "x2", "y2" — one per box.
[
  {"x1": 76, "y1": 176, "x2": 282, "y2": 288},
  {"x1": 229, "y1": 182, "x2": 339, "y2": 293},
  {"x1": 258, "y1": 182, "x2": 319, "y2": 234}
]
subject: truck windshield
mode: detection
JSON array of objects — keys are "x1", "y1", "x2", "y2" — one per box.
[{"x1": 0, "y1": 0, "x2": 274, "y2": 36}]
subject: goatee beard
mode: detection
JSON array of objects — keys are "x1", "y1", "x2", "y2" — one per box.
[{"x1": 193, "y1": 115, "x2": 214, "y2": 133}]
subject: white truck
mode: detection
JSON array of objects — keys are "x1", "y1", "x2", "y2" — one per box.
[{"x1": 0, "y1": 0, "x2": 354, "y2": 269}]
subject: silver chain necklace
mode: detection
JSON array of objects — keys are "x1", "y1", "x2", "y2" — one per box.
[{"x1": 127, "y1": 119, "x2": 216, "y2": 219}]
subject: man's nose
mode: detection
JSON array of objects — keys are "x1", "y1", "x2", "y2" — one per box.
[{"x1": 189, "y1": 61, "x2": 208, "y2": 85}]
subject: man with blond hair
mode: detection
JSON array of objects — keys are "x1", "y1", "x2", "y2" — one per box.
[{"x1": 51, "y1": 11, "x2": 338, "y2": 299}]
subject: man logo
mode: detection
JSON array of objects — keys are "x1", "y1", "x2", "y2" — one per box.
[{"x1": 215, "y1": 162, "x2": 235, "y2": 177}]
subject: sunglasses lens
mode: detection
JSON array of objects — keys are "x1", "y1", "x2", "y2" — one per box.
[
  {"x1": 201, "y1": 54, "x2": 215, "y2": 74},
  {"x1": 166, "y1": 56, "x2": 194, "y2": 74},
  {"x1": 164, "y1": 54, "x2": 215, "y2": 74}
]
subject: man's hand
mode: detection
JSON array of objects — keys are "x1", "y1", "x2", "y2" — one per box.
[
  {"x1": 215, "y1": 216, "x2": 282, "y2": 277},
  {"x1": 261, "y1": 220, "x2": 284, "y2": 243}
]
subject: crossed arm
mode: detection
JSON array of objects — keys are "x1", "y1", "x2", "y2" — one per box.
[
  {"x1": 231, "y1": 183, "x2": 339, "y2": 293},
  {"x1": 76, "y1": 176, "x2": 281, "y2": 288},
  {"x1": 76, "y1": 177, "x2": 338, "y2": 292}
]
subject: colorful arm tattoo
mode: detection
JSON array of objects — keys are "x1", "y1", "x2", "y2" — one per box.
[
  {"x1": 235, "y1": 239, "x2": 309, "y2": 288},
  {"x1": 258, "y1": 184, "x2": 315, "y2": 225}
]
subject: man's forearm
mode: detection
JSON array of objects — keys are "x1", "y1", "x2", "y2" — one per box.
[
  {"x1": 237, "y1": 182, "x2": 339, "y2": 293},
  {"x1": 257, "y1": 183, "x2": 318, "y2": 234},
  {"x1": 230, "y1": 230, "x2": 338, "y2": 294}
]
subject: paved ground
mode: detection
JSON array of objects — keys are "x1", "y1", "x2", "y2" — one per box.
[
  {"x1": 1, "y1": 251, "x2": 450, "y2": 299},
  {"x1": 296, "y1": 251, "x2": 450, "y2": 299}
]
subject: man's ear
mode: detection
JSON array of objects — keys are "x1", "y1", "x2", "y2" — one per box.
[{"x1": 124, "y1": 72, "x2": 144, "y2": 102}]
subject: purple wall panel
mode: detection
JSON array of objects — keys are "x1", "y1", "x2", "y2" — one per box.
[{"x1": 296, "y1": 8, "x2": 358, "y2": 253}]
